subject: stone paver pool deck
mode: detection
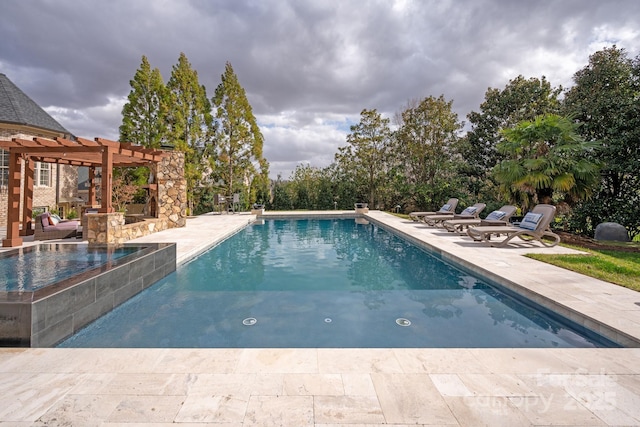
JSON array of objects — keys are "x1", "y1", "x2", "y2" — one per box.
[{"x1": 1, "y1": 210, "x2": 639, "y2": 425}]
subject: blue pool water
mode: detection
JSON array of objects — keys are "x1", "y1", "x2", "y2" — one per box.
[
  {"x1": 59, "y1": 219, "x2": 615, "y2": 348},
  {"x1": 0, "y1": 244, "x2": 141, "y2": 292}
]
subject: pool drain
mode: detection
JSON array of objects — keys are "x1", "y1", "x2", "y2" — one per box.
[
  {"x1": 242, "y1": 317, "x2": 257, "y2": 326},
  {"x1": 396, "y1": 318, "x2": 411, "y2": 327}
]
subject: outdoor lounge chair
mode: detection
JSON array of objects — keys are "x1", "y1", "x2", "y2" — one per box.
[
  {"x1": 466, "y1": 204, "x2": 560, "y2": 247},
  {"x1": 423, "y1": 203, "x2": 486, "y2": 227},
  {"x1": 34, "y1": 212, "x2": 80, "y2": 241},
  {"x1": 408, "y1": 198, "x2": 458, "y2": 222},
  {"x1": 442, "y1": 205, "x2": 517, "y2": 234}
]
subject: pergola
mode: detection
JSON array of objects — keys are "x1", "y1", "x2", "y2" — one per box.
[{"x1": 0, "y1": 136, "x2": 168, "y2": 247}]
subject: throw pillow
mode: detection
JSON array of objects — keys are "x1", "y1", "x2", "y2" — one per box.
[
  {"x1": 461, "y1": 206, "x2": 478, "y2": 215},
  {"x1": 439, "y1": 203, "x2": 451, "y2": 213},
  {"x1": 485, "y1": 211, "x2": 506, "y2": 221},
  {"x1": 520, "y1": 212, "x2": 543, "y2": 230}
]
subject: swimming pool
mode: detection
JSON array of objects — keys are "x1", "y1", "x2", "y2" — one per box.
[{"x1": 59, "y1": 219, "x2": 617, "y2": 348}]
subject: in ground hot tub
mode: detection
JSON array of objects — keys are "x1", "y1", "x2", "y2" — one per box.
[{"x1": 0, "y1": 242, "x2": 176, "y2": 347}]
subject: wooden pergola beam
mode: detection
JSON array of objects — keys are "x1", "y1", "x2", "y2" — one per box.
[
  {"x1": 1, "y1": 151, "x2": 24, "y2": 247},
  {"x1": 2, "y1": 136, "x2": 169, "y2": 247}
]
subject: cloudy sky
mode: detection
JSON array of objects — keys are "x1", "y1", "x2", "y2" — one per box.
[{"x1": 2, "y1": 0, "x2": 639, "y2": 179}]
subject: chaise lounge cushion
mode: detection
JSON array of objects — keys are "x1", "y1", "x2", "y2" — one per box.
[
  {"x1": 519, "y1": 212, "x2": 543, "y2": 230},
  {"x1": 459, "y1": 206, "x2": 478, "y2": 216},
  {"x1": 485, "y1": 210, "x2": 506, "y2": 221}
]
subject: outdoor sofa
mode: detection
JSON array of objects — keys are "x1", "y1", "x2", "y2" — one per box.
[{"x1": 34, "y1": 212, "x2": 80, "y2": 241}]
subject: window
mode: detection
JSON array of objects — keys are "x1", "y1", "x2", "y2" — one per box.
[
  {"x1": 35, "y1": 161, "x2": 51, "y2": 187},
  {"x1": 0, "y1": 149, "x2": 8, "y2": 188}
]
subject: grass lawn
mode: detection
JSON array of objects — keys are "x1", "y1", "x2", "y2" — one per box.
[{"x1": 527, "y1": 246, "x2": 640, "y2": 291}]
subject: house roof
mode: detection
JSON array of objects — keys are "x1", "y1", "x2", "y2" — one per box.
[{"x1": 0, "y1": 73, "x2": 71, "y2": 135}]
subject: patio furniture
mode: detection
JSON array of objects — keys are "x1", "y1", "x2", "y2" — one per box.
[
  {"x1": 409, "y1": 198, "x2": 458, "y2": 222},
  {"x1": 442, "y1": 205, "x2": 517, "y2": 234},
  {"x1": 466, "y1": 204, "x2": 560, "y2": 247},
  {"x1": 423, "y1": 203, "x2": 486, "y2": 227},
  {"x1": 34, "y1": 212, "x2": 80, "y2": 241}
]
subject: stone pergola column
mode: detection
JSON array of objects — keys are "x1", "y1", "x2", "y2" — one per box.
[{"x1": 155, "y1": 151, "x2": 187, "y2": 228}]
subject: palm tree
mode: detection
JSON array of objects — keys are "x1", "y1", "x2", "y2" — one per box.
[{"x1": 493, "y1": 114, "x2": 601, "y2": 210}]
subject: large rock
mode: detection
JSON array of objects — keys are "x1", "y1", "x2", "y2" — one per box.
[{"x1": 594, "y1": 222, "x2": 629, "y2": 242}]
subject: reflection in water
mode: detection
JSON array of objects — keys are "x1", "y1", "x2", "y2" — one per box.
[
  {"x1": 0, "y1": 244, "x2": 140, "y2": 292},
  {"x1": 59, "y1": 219, "x2": 614, "y2": 348}
]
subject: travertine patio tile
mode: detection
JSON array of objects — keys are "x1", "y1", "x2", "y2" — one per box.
[
  {"x1": 100, "y1": 372, "x2": 195, "y2": 395},
  {"x1": 371, "y1": 373, "x2": 457, "y2": 425},
  {"x1": 544, "y1": 349, "x2": 637, "y2": 375},
  {"x1": 154, "y1": 349, "x2": 242, "y2": 373},
  {"x1": 189, "y1": 373, "x2": 284, "y2": 397},
  {"x1": 314, "y1": 395, "x2": 385, "y2": 424},
  {"x1": 616, "y1": 373, "x2": 640, "y2": 396},
  {"x1": 175, "y1": 394, "x2": 248, "y2": 423},
  {"x1": 0, "y1": 348, "x2": 27, "y2": 367},
  {"x1": 315, "y1": 425, "x2": 442, "y2": 427},
  {"x1": 457, "y1": 373, "x2": 537, "y2": 397},
  {"x1": 236, "y1": 349, "x2": 318, "y2": 373},
  {"x1": 444, "y1": 396, "x2": 530, "y2": 426},
  {"x1": 0, "y1": 423, "x2": 34, "y2": 426},
  {"x1": 609, "y1": 375, "x2": 640, "y2": 424},
  {"x1": 392, "y1": 349, "x2": 488, "y2": 373},
  {"x1": 468, "y1": 348, "x2": 574, "y2": 374},
  {"x1": 521, "y1": 371, "x2": 640, "y2": 426},
  {"x1": 0, "y1": 373, "x2": 81, "y2": 422},
  {"x1": 244, "y1": 395, "x2": 313, "y2": 426},
  {"x1": 317, "y1": 349, "x2": 403, "y2": 373},
  {"x1": 611, "y1": 350, "x2": 640, "y2": 373},
  {"x1": 508, "y1": 393, "x2": 606, "y2": 426},
  {"x1": 342, "y1": 373, "x2": 377, "y2": 396},
  {"x1": 283, "y1": 373, "x2": 344, "y2": 395},
  {"x1": 68, "y1": 373, "x2": 117, "y2": 394},
  {"x1": 32, "y1": 394, "x2": 121, "y2": 426},
  {"x1": 430, "y1": 374, "x2": 474, "y2": 396},
  {"x1": 520, "y1": 372, "x2": 640, "y2": 426},
  {"x1": 12, "y1": 348, "x2": 167, "y2": 374},
  {"x1": 0, "y1": 348, "x2": 72, "y2": 373},
  {"x1": 105, "y1": 395, "x2": 184, "y2": 423},
  {"x1": 102, "y1": 424, "x2": 239, "y2": 427}
]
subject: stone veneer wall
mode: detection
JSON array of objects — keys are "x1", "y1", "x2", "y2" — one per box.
[
  {"x1": 83, "y1": 151, "x2": 187, "y2": 244},
  {"x1": 155, "y1": 151, "x2": 187, "y2": 228},
  {"x1": 31, "y1": 243, "x2": 175, "y2": 347},
  {"x1": 84, "y1": 213, "x2": 171, "y2": 244}
]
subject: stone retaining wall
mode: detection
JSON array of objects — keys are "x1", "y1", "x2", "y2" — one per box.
[{"x1": 84, "y1": 213, "x2": 172, "y2": 245}]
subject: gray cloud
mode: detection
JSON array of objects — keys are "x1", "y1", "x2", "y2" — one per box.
[{"x1": 2, "y1": 0, "x2": 639, "y2": 178}]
